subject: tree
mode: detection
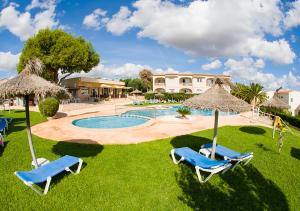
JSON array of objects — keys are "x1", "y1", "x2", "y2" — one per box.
[
  {"x1": 231, "y1": 83, "x2": 250, "y2": 101},
  {"x1": 127, "y1": 78, "x2": 148, "y2": 92},
  {"x1": 17, "y1": 28, "x2": 100, "y2": 83},
  {"x1": 245, "y1": 83, "x2": 267, "y2": 107},
  {"x1": 139, "y1": 69, "x2": 153, "y2": 90}
]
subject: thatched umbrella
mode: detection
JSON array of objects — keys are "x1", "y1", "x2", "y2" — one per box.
[
  {"x1": 261, "y1": 94, "x2": 290, "y2": 109},
  {"x1": 0, "y1": 59, "x2": 70, "y2": 168},
  {"x1": 131, "y1": 89, "x2": 142, "y2": 95},
  {"x1": 183, "y1": 78, "x2": 251, "y2": 159}
]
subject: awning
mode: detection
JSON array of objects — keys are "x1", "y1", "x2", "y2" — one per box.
[{"x1": 100, "y1": 84, "x2": 113, "y2": 88}]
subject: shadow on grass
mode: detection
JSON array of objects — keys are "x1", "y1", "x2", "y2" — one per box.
[
  {"x1": 239, "y1": 126, "x2": 266, "y2": 135},
  {"x1": 52, "y1": 140, "x2": 103, "y2": 158},
  {"x1": 0, "y1": 140, "x2": 9, "y2": 157},
  {"x1": 170, "y1": 134, "x2": 212, "y2": 151},
  {"x1": 291, "y1": 147, "x2": 300, "y2": 160},
  {"x1": 255, "y1": 143, "x2": 272, "y2": 152},
  {"x1": 175, "y1": 164, "x2": 289, "y2": 210}
]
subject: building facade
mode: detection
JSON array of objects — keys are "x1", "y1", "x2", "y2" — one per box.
[
  {"x1": 61, "y1": 77, "x2": 127, "y2": 101},
  {"x1": 275, "y1": 89, "x2": 300, "y2": 116},
  {"x1": 152, "y1": 73, "x2": 231, "y2": 94}
]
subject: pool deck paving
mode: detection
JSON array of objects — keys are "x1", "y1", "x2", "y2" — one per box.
[{"x1": 31, "y1": 104, "x2": 272, "y2": 145}]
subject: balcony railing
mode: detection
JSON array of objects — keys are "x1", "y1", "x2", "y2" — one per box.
[
  {"x1": 155, "y1": 83, "x2": 166, "y2": 86},
  {"x1": 180, "y1": 82, "x2": 192, "y2": 86}
]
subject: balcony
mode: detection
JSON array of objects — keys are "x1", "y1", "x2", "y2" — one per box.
[
  {"x1": 154, "y1": 82, "x2": 166, "y2": 86},
  {"x1": 180, "y1": 82, "x2": 192, "y2": 87}
]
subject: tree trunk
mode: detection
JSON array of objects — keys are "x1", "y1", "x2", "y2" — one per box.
[
  {"x1": 53, "y1": 69, "x2": 58, "y2": 84},
  {"x1": 58, "y1": 73, "x2": 72, "y2": 85}
]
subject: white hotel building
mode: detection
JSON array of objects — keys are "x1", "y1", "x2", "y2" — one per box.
[
  {"x1": 267, "y1": 89, "x2": 300, "y2": 116},
  {"x1": 153, "y1": 73, "x2": 231, "y2": 94}
]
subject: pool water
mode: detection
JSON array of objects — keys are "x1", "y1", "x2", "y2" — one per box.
[
  {"x1": 72, "y1": 115, "x2": 149, "y2": 129},
  {"x1": 73, "y1": 106, "x2": 238, "y2": 129},
  {"x1": 123, "y1": 106, "x2": 237, "y2": 118}
]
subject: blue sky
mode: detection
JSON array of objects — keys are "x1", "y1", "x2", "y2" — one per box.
[{"x1": 0, "y1": 0, "x2": 300, "y2": 90}]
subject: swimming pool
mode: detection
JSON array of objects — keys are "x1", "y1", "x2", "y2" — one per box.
[
  {"x1": 122, "y1": 106, "x2": 237, "y2": 118},
  {"x1": 73, "y1": 106, "x2": 237, "y2": 129},
  {"x1": 72, "y1": 115, "x2": 150, "y2": 129}
]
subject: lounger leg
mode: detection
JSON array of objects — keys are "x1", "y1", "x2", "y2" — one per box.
[
  {"x1": 64, "y1": 159, "x2": 83, "y2": 174},
  {"x1": 243, "y1": 156, "x2": 253, "y2": 166},
  {"x1": 231, "y1": 160, "x2": 242, "y2": 170},
  {"x1": 195, "y1": 166, "x2": 214, "y2": 183},
  {"x1": 76, "y1": 159, "x2": 83, "y2": 174},
  {"x1": 171, "y1": 149, "x2": 184, "y2": 164},
  {"x1": 221, "y1": 164, "x2": 232, "y2": 174},
  {"x1": 43, "y1": 177, "x2": 52, "y2": 195}
]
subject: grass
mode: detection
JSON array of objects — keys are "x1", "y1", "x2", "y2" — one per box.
[{"x1": 0, "y1": 110, "x2": 300, "y2": 210}]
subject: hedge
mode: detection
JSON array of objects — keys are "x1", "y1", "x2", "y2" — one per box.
[
  {"x1": 260, "y1": 106, "x2": 300, "y2": 128},
  {"x1": 38, "y1": 97, "x2": 59, "y2": 117},
  {"x1": 144, "y1": 93, "x2": 196, "y2": 101}
]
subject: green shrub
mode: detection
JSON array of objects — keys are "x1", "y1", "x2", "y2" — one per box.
[
  {"x1": 38, "y1": 97, "x2": 59, "y2": 117},
  {"x1": 177, "y1": 107, "x2": 191, "y2": 118},
  {"x1": 144, "y1": 93, "x2": 196, "y2": 101},
  {"x1": 260, "y1": 106, "x2": 300, "y2": 128}
]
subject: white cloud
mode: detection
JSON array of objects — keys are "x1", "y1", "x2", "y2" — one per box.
[
  {"x1": 201, "y1": 59, "x2": 222, "y2": 70},
  {"x1": 103, "y1": 0, "x2": 295, "y2": 64},
  {"x1": 83, "y1": 8, "x2": 108, "y2": 30},
  {"x1": 64, "y1": 63, "x2": 180, "y2": 80},
  {"x1": 0, "y1": 1, "x2": 58, "y2": 41},
  {"x1": 187, "y1": 59, "x2": 196, "y2": 64},
  {"x1": 284, "y1": 0, "x2": 300, "y2": 29},
  {"x1": 224, "y1": 57, "x2": 300, "y2": 90},
  {"x1": 291, "y1": 34, "x2": 297, "y2": 43},
  {"x1": 106, "y1": 6, "x2": 132, "y2": 35},
  {"x1": 0, "y1": 51, "x2": 20, "y2": 71}
]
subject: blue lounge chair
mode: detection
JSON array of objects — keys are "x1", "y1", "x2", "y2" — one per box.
[
  {"x1": 0, "y1": 117, "x2": 12, "y2": 130},
  {"x1": 200, "y1": 143, "x2": 253, "y2": 169},
  {"x1": 15, "y1": 155, "x2": 83, "y2": 195},
  {"x1": 171, "y1": 147, "x2": 231, "y2": 183},
  {"x1": 0, "y1": 119, "x2": 7, "y2": 135}
]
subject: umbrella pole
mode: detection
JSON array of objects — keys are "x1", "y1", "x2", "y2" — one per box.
[
  {"x1": 211, "y1": 109, "x2": 219, "y2": 159},
  {"x1": 25, "y1": 95, "x2": 39, "y2": 168}
]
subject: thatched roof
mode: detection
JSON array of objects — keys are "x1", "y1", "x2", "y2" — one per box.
[
  {"x1": 0, "y1": 59, "x2": 70, "y2": 99},
  {"x1": 183, "y1": 78, "x2": 251, "y2": 112},
  {"x1": 261, "y1": 95, "x2": 290, "y2": 109},
  {"x1": 131, "y1": 89, "x2": 142, "y2": 94}
]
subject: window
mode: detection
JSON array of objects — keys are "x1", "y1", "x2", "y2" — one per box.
[
  {"x1": 182, "y1": 78, "x2": 186, "y2": 83},
  {"x1": 291, "y1": 98, "x2": 293, "y2": 103},
  {"x1": 197, "y1": 78, "x2": 202, "y2": 83}
]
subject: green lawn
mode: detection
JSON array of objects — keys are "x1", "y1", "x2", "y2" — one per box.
[{"x1": 0, "y1": 110, "x2": 300, "y2": 210}]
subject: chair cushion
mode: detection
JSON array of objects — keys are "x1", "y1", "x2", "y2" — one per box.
[
  {"x1": 202, "y1": 143, "x2": 252, "y2": 159},
  {"x1": 174, "y1": 147, "x2": 229, "y2": 169}
]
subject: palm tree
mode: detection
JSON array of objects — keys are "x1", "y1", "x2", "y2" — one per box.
[
  {"x1": 245, "y1": 83, "x2": 267, "y2": 107},
  {"x1": 231, "y1": 83, "x2": 249, "y2": 101}
]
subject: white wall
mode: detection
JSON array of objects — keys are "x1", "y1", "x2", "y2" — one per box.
[
  {"x1": 289, "y1": 91, "x2": 300, "y2": 116},
  {"x1": 165, "y1": 76, "x2": 179, "y2": 92}
]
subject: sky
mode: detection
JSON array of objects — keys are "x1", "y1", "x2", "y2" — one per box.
[{"x1": 0, "y1": 0, "x2": 300, "y2": 90}]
